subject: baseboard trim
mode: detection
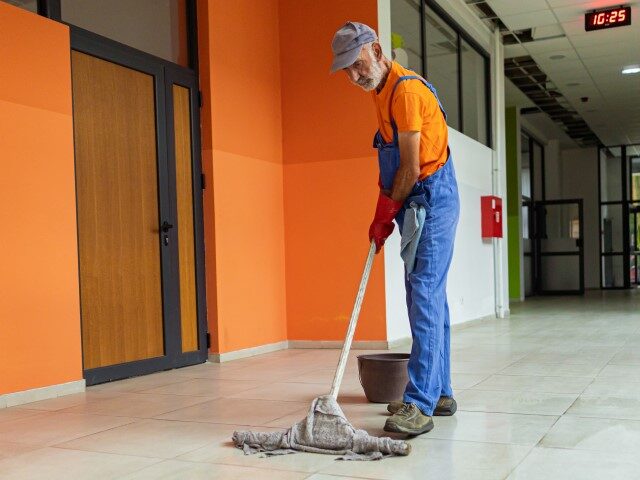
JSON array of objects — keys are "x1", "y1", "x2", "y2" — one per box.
[
  {"x1": 1, "y1": 379, "x2": 86, "y2": 409},
  {"x1": 287, "y1": 340, "x2": 393, "y2": 350},
  {"x1": 209, "y1": 340, "x2": 289, "y2": 363},
  {"x1": 209, "y1": 313, "x2": 505, "y2": 363}
]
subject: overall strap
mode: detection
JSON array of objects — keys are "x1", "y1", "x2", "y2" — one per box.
[{"x1": 388, "y1": 75, "x2": 448, "y2": 142}]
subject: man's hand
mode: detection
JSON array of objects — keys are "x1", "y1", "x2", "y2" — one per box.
[{"x1": 369, "y1": 193, "x2": 403, "y2": 253}]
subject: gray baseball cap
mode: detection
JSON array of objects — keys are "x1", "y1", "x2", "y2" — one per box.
[{"x1": 330, "y1": 22, "x2": 377, "y2": 73}]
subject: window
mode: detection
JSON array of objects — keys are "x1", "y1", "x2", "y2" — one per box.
[
  {"x1": 390, "y1": 0, "x2": 491, "y2": 146},
  {"x1": 461, "y1": 38, "x2": 487, "y2": 145},
  {"x1": 61, "y1": 0, "x2": 189, "y2": 66},
  {"x1": 390, "y1": 0, "x2": 423, "y2": 75},
  {"x1": 1, "y1": 0, "x2": 37, "y2": 12},
  {"x1": 424, "y1": 6, "x2": 459, "y2": 130}
]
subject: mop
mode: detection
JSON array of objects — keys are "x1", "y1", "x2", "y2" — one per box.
[{"x1": 232, "y1": 242, "x2": 411, "y2": 461}]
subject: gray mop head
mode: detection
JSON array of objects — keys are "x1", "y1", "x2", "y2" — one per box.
[{"x1": 232, "y1": 394, "x2": 411, "y2": 461}]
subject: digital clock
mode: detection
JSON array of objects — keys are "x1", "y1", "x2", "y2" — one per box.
[{"x1": 585, "y1": 6, "x2": 631, "y2": 31}]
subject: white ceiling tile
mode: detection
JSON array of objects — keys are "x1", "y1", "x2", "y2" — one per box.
[
  {"x1": 560, "y1": 19, "x2": 587, "y2": 37},
  {"x1": 486, "y1": 0, "x2": 549, "y2": 17},
  {"x1": 503, "y1": 43, "x2": 528, "y2": 58},
  {"x1": 570, "y1": 25, "x2": 640, "y2": 47},
  {"x1": 552, "y1": 3, "x2": 593, "y2": 23},
  {"x1": 573, "y1": 41, "x2": 640, "y2": 59},
  {"x1": 537, "y1": 58, "x2": 586, "y2": 73},
  {"x1": 531, "y1": 48, "x2": 581, "y2": 62},
  {"x1": 532, "y1": 24, "x2": 565, "y2": 39},
  {"x1": 523, "y1": 36, "x2": 573, "y2": 53},
  {"x1": 546, "y1": 0, "x2": 593, "y2": 6},
  {"x1": 501, "y1": 10, "x2": 557, "y2": 31}
]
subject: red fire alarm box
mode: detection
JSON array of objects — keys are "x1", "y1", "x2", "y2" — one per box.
[{"x1": 481, "y1": 196, "x2": 503, "y2": 238}]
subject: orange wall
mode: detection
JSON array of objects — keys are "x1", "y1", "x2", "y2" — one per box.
[
  {"x1": 0, "y1": 4, "x2": 83, "y2": 394},
  {"x1": 198, "y1": 0, "x2": 288, "y2": 353},
  {"x1": 280, "y1": 0, "x2": 388, "y2": 341}
]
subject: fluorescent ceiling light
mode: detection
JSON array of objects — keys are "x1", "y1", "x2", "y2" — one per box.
[{"x1": 622, "y1": 65, "x2": 640, "y2": 75}]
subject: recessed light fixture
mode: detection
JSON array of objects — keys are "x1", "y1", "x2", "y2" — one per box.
[
  {"x1": 622, "y1": 65, "x2": 640, "y2": 75},
  {"x1": 550, "y1": 54, "x2": 565, "y2": 60},
  {"x1": 566, "y1": 82, "x2": 581, "y2": 87}
]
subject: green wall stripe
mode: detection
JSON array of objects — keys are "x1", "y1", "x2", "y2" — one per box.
[{"x1": 505, "y1": 107, "x2": 521, "y2": 299}]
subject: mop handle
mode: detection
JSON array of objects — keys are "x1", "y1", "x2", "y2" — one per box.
[{"x1": 330, "y1": 241, "x2": 377, "y2": 399}]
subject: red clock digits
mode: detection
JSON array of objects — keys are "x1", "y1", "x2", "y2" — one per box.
[{"x1": 618, "y1": 9, "x2": 626, "y2": 22}]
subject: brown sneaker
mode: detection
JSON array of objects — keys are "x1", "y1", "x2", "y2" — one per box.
[
  {"x1": 387, "y1": 397, "x2": 457, "y2": 416},
  {"x1": 384, "y1": 403, "x2": 434, "y2": 435}
]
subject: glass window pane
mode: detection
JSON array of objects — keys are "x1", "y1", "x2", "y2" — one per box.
[
  {"x1": 391, "y1": 0, "x2": 423, "y2": 75},
  {"x1": 1, "y1": 0, "x2": 37, "y2": 12},
  {"x1": 629, "y1": 147, "x2": 640, "y2": 202},
  {"x1": 521, "y1": 132, "x2": 531, "y2": 199},
  {"x1": 62, "y1": 0, "x2": 189, "y2": 67},
  {"x1": 461, "y1": 38, "x2": 487, "y2": 145},
  {"x1": 424, "y1": 6, "x2": 459, "y2": 130},
  {"x1": 541, "y1": 256, "x2": 580, "y2": 292},
  {"x1": 532, "y1": 142, "x2": 544, "y2": 202},
  {"x1": 602, "y1": 255, "x2": 625, "y2": 288},
  {"x1": 600, "y1": 147, "x2": 623, "y2": 202},
  {"x1": 601, "y1": 204, "x2": 624, "y2": 253}
]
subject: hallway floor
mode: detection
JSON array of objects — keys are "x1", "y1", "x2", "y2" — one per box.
[{"x1": 1, "y1": 290, "x2": 639, "y2": 479}]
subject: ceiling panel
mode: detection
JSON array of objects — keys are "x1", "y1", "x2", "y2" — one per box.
[
  {"x1": 486, "y1": 0, "x2": 550, "y2": 16},
  {"x1": 522, "y1": 36, "x2": 573, "y2": 53},
  {"x1": 501, "y1": 10, "x2": 558, "y2": 30}
]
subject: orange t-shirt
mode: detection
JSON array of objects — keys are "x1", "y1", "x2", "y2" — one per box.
[{"x1": 372, "y1": 62, "x2": 449, "y2": 179}]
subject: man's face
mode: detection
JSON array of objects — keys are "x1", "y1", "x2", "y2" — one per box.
[{"x1": 343, "y1": 44, "x2": 384, "y2": 92}]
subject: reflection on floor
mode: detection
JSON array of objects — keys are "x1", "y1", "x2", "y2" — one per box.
[{"x1": 0, "y1": 290, "x2": 639, "y2": 479}]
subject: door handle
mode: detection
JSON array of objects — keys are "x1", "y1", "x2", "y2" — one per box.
[{"x1": 161, "y1": 221, "x2": 174, "y2": 233}]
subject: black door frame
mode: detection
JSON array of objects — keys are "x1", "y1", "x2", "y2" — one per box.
[
  {"x1": 39, "y1": 2, "x2": 208, "y2": 384},
  {"x1": 533, "y1": 199, "x2": 585, "y2": 295},
  {"x1": 597, "y1": 144, "x2": 640, "y2": 289}
]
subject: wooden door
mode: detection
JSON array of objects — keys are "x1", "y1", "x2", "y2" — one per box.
[
  {"x1": 71, "y1": 29, "x2": 208, "y2": 385},
  {"x1": 72, "y1": 51, "x2": 166, "y2": 370}
]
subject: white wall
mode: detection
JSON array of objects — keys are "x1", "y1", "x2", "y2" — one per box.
[{"x1": 385, "y1": 128, "x2": 496, "y2": 340}]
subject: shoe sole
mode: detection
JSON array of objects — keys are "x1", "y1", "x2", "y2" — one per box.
[
  {"x1": 384, "y1": 420, "x2": 434, "y2": 436},
  {"x1": 388, "y1": 403, "x2": 457, "y2": 417}
]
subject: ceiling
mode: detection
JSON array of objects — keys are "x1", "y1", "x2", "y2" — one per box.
[{"x1": 471, "y1": 0, "x2": 640, "y2": 146}]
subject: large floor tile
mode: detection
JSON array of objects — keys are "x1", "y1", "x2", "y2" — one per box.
[
  {"x1": 55, "y1": 419, "x2": 239, "y2": 458},
  {"x1": 155, "y1": 398, "x2": 309, "y2": 426},
  {"x1": 14, "y1": 391, "x2": 120, "y2": 412},
  {"x1": 320, "y1": 439, "x2": 532, "y2": 480},
  {"x1": 0, "y1": 447, "x2": 159, "y2": 480},
  {"x1": 118, "y1": 459, "x2": 309, "y2": 479},
  {"x1": 59, "y1": 392, "x2": 213, "y2": 418},
  {"x1": 541, "y1": 415, "x2": 640, "y2": 453},
  {"x1": 0, "y1": 442, "x2": 39, "y2": 461},
  {"x1": 506, "y1": 446, "x2": 640, "y2": 480},
  {"x1": 472, "y1": 374, "x2": 592, "y2": 394},
  {"x1": 0, "y1": 408, "x2": 45, "y2": 424},
  {"x1": 140, "y1": 378, "x2": 266, "y2": 397},
  {"x1": 565, "y1": 395, "x2": 640, "y2": 420},
  {"x1": 451, "y1": 373, "x2": 491, "y2": 390},
  {"x1": 178, "y1": 437, "x2": 337, "y2": 473},
  {"x1": 456, "y1": 389, "x2": 578, "y2": 415},
  {"x1": 598, "y1": 364, "x2": 640, "y2": 381},
  {"x1": 581, "y1": 377, "x2": 640, "y2": 398},
  {"x1": 228, "y1": 382, "x2": 327, "y2": 403},
  {"x1": 499, "y1": 361, "x2": 602, "y2": 377},
  {"x1": 0, "y1": 412, "x2": 134, "y2": 446},
  {"x1": 428, "y1": 411, "x2": 558, "y2": 446}
]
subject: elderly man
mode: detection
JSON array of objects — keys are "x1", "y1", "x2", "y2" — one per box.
[{"x1": 331, "y1": 22, "x2": 460, "y2": 435}]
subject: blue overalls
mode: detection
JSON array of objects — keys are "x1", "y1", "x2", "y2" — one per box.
[{"x1": 373, "y1": 75, "x2": 460, "y2": 415}]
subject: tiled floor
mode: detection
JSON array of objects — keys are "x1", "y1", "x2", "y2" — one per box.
[{"x1": 1, "y1": 290, "x2": 639, "y2": 479}]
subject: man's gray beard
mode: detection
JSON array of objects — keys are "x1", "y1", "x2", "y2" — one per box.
[{"x1": 356, "y1": 50, "x2": 383, "y2": 92}]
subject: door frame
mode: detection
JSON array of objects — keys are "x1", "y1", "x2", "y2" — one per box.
[
  {"x1": 63, "y1": 15, "x2": 208, "y2": 384},
  {"x1": 533, "y1": 199, "x2": 585, "y2": 296}
]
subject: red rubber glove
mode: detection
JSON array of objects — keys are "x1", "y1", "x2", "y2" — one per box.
[{"x1": 369, "y1": 192, "x2": 403, "y2": 253}]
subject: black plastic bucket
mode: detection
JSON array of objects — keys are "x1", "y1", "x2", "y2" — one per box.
[{"x1": 357, "y1": 353, "x2": 410, "y2": 403}]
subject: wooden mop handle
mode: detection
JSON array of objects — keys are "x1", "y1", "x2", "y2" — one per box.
[{"x1": 330, "y1": 241, "x2": 377, "y2": 398}]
